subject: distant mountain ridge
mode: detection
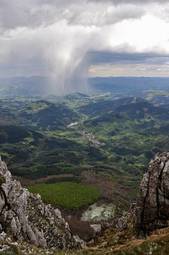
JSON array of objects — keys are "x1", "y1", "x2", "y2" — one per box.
[
  {"x1": 1, "y1": 76, "x2": 169, "y2": 97},
  {"x1": 0, "y1": 76, "x2": 49, "y2": 97},
  {"x1": 89, "y1": 76, "x2": 169, "y2": 95}
]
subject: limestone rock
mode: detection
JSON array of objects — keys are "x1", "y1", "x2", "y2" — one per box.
[
  {"x1": 136, "y1": 152, "x2": 169, "y2": 235},
  {"x1": 90, "y1": 224, "x2": 102, "y2": 234},
  {"x1": 0, "y1": 158, "x2": 81, "y2": 249},
  {"x1": 81, "y1": 203, "x2": 116, "y2": 223}
]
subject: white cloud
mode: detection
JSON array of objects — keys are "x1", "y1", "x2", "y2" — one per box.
[{"x1": 108, "y1": 14, "x2": 169, "y2": 52}]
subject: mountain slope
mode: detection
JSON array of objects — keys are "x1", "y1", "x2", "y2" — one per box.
[{"x1": 2, "y1": 153, "x2": 169, "y2": 254}]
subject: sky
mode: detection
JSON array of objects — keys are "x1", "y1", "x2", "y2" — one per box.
[{"x1": 1, "y1": 0, "x2": 169, "y2": 92}]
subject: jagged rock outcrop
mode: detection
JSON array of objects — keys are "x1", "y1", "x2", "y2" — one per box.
[
  {"x1": 0, "y1": 158, "x2": 82, "y2": 249},
  {"x1": 136, "y1": 152, "x2": 169, "y2": 235}
]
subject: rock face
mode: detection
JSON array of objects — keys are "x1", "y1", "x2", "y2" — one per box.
[
  {"x1": 136, "y1": 152, "x2": 169, "y2": 235},
  {"x1": 81, "y1": 203, "x2": 116, "y2": 223},
  {"x1": 0, "y1": 158, "x2": 81, "y2": 249}
]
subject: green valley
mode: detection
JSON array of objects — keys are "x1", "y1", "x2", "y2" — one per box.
[{"x1": 0, "y1": 91, "x2": 169, "y2": 209}]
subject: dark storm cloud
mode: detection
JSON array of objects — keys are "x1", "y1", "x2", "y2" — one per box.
[
  {"x1": 89, "y1": 0, "x2": 169, "y2": 4},
  {"x1": 88, "y1": 51, "x2": 169, "y2": 65},
  {"x1": 0, "y1": 0, "x2": 149, "y2": 30},
  {"x1": 0, "y1": 0, "x2": 167, "y2": 30}
]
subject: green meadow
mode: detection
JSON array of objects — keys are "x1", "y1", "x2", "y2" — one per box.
[{"x1": 29, "y1": 182, "x2": 100, "y2": 209}]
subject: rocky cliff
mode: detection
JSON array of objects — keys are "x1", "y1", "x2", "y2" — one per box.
[
  {"x1": 0, "y1": 157, "x2": 81, "y2": 250},
  {"x1": 136, "y1": 152, "x2": 169, "y2": 235}
]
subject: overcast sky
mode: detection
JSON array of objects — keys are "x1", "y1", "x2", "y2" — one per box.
[{"x1": 1, "y1": 0, "x2": 169, "y2": 91}]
